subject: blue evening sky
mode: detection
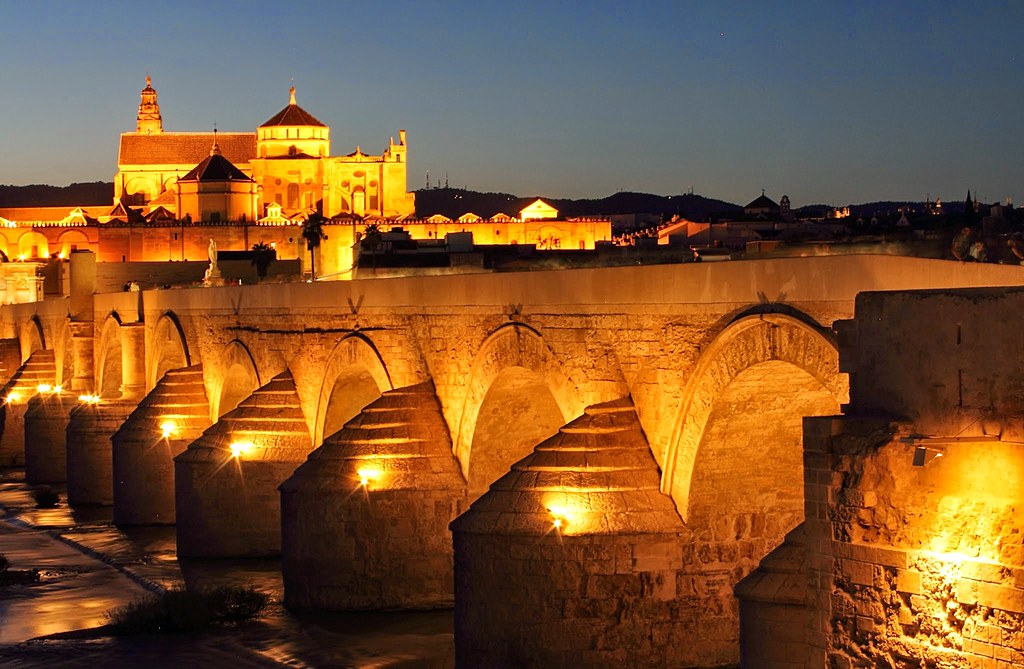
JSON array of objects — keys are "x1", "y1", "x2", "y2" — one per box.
[{"x1": 0, "y1": 0, "x2": 1021, "y2": 206}]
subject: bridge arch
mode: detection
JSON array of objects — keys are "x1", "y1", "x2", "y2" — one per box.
[
  {"x1": 18, "y1": 316, "x2": 45, "y2": 362},
  {"x1": 313, "y1": 333, "x2": 393, "y2": 446},
  {"x1": 96, "y1": 314, "x2": 125, "y2": 398},
  {"x1": 214, "y1": 339, "x2": 260, "y2": 419},
  {"x1": 455, "y1": 323, "x2": 581, "y2": 498},
  {"x1": 53, "y1": 319, "x2": 73, "y2": 388},
  {"x1": 662, "y1": 313, "x2": 845, "y2": 522},
  {"x1": 148, "y1": 312, "x2": 190, "y2": 389}
]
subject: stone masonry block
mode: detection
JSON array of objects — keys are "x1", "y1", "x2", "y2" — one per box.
[
  {"x1": 962, "y1": 560, "x2": 1007, "y2": 585},
  {"x1": 843, "y1": 559, "x2": 875, "y2": 587},
  {"x1": 973, "y1": 581, "x2": 1024, "y2": 614},
  {"x1": 896, "y1": 569, "x2": 923, "y2": 595}
]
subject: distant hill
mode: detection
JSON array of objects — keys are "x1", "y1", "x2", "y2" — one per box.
[
  {"x1": 414, "y1": 188, "x2": 742, "y2": 222},
  {"x1": 0, "y1": 182, "x2": 112, "y2": 208}
]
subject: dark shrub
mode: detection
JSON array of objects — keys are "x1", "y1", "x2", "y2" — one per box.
[{"x1": 32, "y1": 487, "x2": 60, "y2": 508}]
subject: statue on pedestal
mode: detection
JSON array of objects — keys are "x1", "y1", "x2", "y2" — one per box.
[{"x1": 204, "y1": 238, "x2": 222, "y2": 284}]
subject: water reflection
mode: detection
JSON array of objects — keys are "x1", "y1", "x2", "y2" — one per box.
[{"x1": 1, "y1": 470, "x2": 454, "y2": 667}]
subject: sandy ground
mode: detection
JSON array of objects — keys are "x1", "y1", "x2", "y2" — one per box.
[{"x1": 0, "y1": 472, "x2": 455, "y2": 668}]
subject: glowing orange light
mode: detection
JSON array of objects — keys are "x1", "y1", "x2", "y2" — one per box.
[
  {"x1": 356, "y1": 466, "x2": 382, "y2": 488},
  {"x1": 78, "y1": 394, "x2": 101, "y2": 404},
  {"x1": 546, "y1": 504, "x2": 575, "y2": 532},
  {"x1": 229, "y1": 440, "x2": 254, "y2": 458},
  {"x1": 36, "y1": 384, "x2": 52, "y2": 393},
  {"x1": 17, "y1": 254, "x2": 26, "y2": 261},
  {"x1": 5, "y1": 391, "x2": 21, "y2": 404},
  {"x1": 159, "y1": 420, "x2": 177, "y2": 439},
  {"x1": 53, "y1": 385, "x2": 62, "y2": 394}
]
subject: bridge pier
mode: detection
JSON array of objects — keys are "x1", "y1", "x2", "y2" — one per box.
[
  {"x1": 175, "y1": 370, "x2": 310, "y2": 557},
  {"x1": 0, "y1": 350, "x2": 56, "y2": 466},
  {"x1": 24, "y1": 391, "x2": 72, "y2": 483},
  {"x1": 281, "y1": 382, "x2": 467, "y2": 611},
  {"x1": 112, "y1": 365, "x2": 211, "y2": 525},
  {"x1": 66, "y1": 400, "x2": 137, "y2": 506},
  {"x1": 451, "y1": 398, "x2": 694, "y2": 668}
]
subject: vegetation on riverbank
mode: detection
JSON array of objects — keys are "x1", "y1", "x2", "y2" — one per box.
[{"x1": 107, "y1": 585, "x2": 269, "y2": 634}]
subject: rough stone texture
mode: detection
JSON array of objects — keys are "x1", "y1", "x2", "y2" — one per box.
[
  {"x1": 737, "y1": 287, "x2": 1024, "y2": 669},
  {"x1": 24, "y1": 392, "x2": 72, "y2": 483},
  {"x1": 0, "y1": 338, "x2": 22, "y2": 387},
  {"x1": 452, "y1": 398, "x2": 702, "y2": 668},
  {"x1": 815, "y1": 422, "x2": 1024, "y2": 669},
  {"x1": 281, "y1": 382, "x2": 467, "y2": 610},
  {"x1": 65, "y1": 399, "x2": 137, "y2": 506},
  {"x1": 112, "y1": 365, "x2": 211, "y2": 525},
  {"x1": 838, "y1": 286, "x2": 1024, "y2": 440},
  {"x1": 0, "y1": 349, "x2": 56, "y2": 466},
  {"x1": 735, "y1": 526, "x2": 812, "y2": 669},
  {"x1": 175, "y1": 370, "x2": 310, "y2": 557}
]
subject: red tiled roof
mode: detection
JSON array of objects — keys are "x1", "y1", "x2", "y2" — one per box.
[
  {"x1": 118, "y1": 132, "x2": 255, "y2": 166},
  {"x1": 179, "y1": 153, "x2": 252, "y2": 182},
  {"x1": 0, "y1": 206, "x2": 86, "y2": 222},
  {"x1": 261, "y1": 104, "x2": 326, "y2": 128}
]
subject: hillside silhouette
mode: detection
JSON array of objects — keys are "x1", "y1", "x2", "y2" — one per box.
[
  {"x1": 0, "y1": 182, "x2": 112, "y2": 207},
  {"x1": 414, "y1": 188, "x2": 744, "y2": 221}
]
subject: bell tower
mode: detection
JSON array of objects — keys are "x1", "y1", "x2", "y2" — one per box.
[{"x1": 136, "y1": 75, "x2": 163, "y2": 134}]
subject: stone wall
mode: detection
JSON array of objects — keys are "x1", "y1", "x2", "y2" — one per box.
[
  {"x1": 791, "y1": 287, "x2": 1024, "y2": 668},
  {"x1": 803, "y1": 417, "x2": 1024, "y2": 668}
]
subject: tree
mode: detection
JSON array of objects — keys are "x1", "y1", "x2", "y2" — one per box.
[
  {"x1": 361, "y1": 223, "x2": 382, "y2": 272},
  {"x1": 300, "y1": 213, "x2": 327, "y2": 280},
  {"x1": 250, "y1": 242, "x2": 275, "y2": 281}
]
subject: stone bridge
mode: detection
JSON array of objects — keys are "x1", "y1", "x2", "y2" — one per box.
[{"x1": 0, "y1": 254, "x2": 1021, "y2": 667}]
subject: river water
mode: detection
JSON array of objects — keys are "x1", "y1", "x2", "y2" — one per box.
[{"x1": 0, "y1": 470, "x2": 455, "y2": 668}]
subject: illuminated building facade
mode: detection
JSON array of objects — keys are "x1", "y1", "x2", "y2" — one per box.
[{"x1": 116, "y1": 78, "x2": 414, "y2": 219}]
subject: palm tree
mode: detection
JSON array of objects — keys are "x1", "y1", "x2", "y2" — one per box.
[
  {"x1": 300, "y1": 212, "x2": 327, "y2": 280},
  {"x1": 250, "y1": 242, "x2": 275, "y2": 281},
  {"x1": 362, "y1": 223, "x2": 382, "y2": 272}
]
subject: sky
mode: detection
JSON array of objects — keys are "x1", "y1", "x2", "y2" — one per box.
[{"x1": 0, "y1": 0, "x2": 1021, "y2": 206}]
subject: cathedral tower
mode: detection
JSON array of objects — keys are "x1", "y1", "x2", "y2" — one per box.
[{"x1": 136, "y1": 76, "x2": 163, "y2": 135}]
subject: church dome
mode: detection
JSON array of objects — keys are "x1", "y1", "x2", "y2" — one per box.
[{"x1": 260, "y1": 86, "x2": 326, "y2": 128}]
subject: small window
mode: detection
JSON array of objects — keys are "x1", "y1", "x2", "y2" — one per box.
[{"x1": 210, "y1": 212, "x2": 221, "y2": 223}]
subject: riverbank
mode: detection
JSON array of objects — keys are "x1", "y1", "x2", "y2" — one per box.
[{"x1": 0, "y1": 470, "x2": 455, "y2": 668}]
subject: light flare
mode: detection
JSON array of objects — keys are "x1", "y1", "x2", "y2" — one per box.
[
  {"x1": 357, "y1": 466, "x2": 383, "y2": 488},
  {"x1": 229, "y1": 440, "x2": 255, "y2": 458},
  {"x1": 159, "y1": 420, "x2": 177, "y2": 439}
]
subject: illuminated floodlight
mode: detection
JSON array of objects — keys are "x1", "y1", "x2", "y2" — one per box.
[
  {"x1": 53, "y1": 385, "x2": 62, "y2": 394},
  {"x1": 229, "y1": 440, "x2": 255, "y2": 458},
  {"x1": 546, "y1": 504, "x2": 574, "y2": 532},
  {"x1": 36, "y1": 384, "x2": 53, "y2": 393},
  {"x1": 912, "y1": 446, "x2": 943, "y2": 467},
  {"x1": 5, "y1": 391, "x2": 21, "y2": 404},
  {"x1": 356, "y1": 466, "x2": 382, "y2": 488},
  {"x1": 78, "y1": 394, "x2": 101, "y2": 404},
  {"x1": 159, "y1": 420, "x2": 177, "y2": 439}
]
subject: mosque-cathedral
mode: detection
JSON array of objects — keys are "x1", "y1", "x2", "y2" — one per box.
[{"x1": 0, "y1": 78, "x2": 609, "y2": 281}]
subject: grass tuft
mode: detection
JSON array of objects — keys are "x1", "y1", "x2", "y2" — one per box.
[{"x1": 108, "y1": 585, "x2": 269, "y2": 634}]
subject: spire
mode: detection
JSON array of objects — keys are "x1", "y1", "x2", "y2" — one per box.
[
  {"x1": 136, "y1": 75, "x2": 163, "y2": 134},
  {"x1": 210, "y1": 126, "x2": 221, "y2": 156},
  {"x1": 289, "y1": 86, "x2": 296, "y2": 105}
]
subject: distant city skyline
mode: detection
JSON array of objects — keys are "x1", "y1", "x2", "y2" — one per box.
[{"x1": 0, "y1": 1, "x2": 1021, "y2": 207}]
